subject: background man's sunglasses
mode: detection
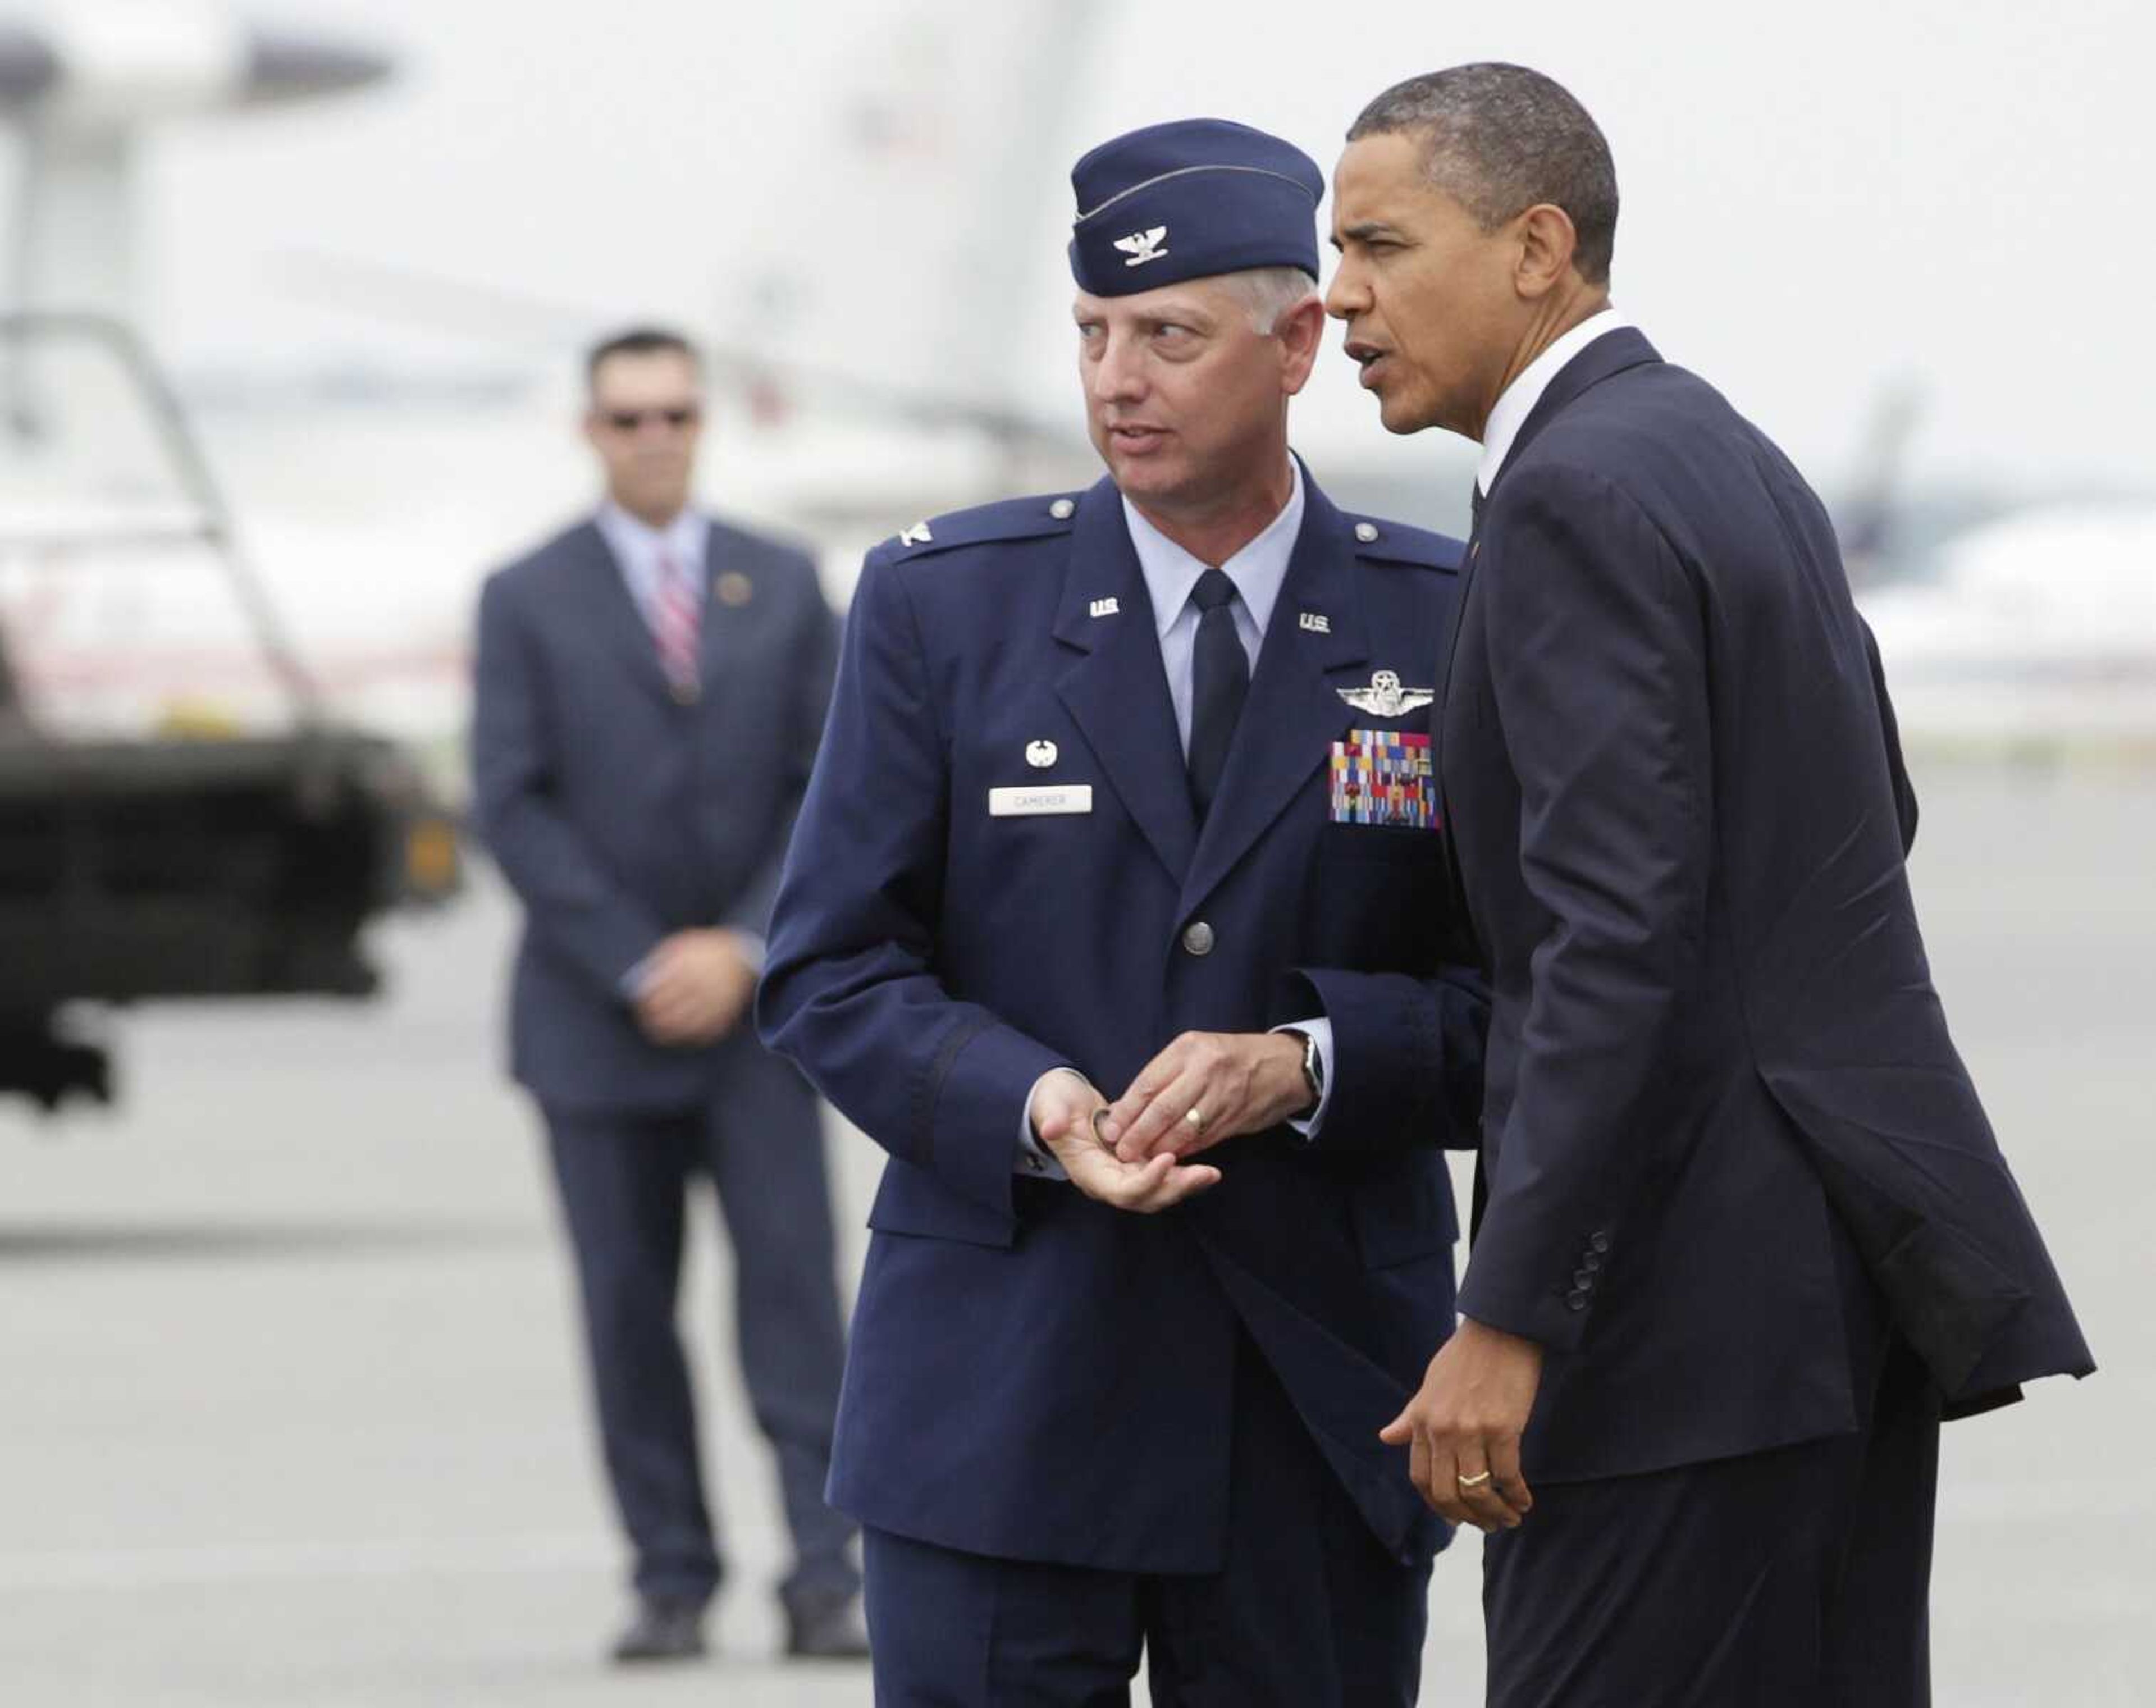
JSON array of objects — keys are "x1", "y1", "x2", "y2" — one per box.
[{"x1": 603, "y1": 405, "x2": 701, "y2": 431}]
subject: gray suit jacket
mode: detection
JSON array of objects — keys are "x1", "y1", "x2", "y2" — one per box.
[{"x1": 472, "y1": 515, "x2": 837, "y2": 1110}]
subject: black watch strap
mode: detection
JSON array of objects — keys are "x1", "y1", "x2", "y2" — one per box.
[{"x1": 1281, "y1": 1027, "x2": 1323, "y2": 1111}]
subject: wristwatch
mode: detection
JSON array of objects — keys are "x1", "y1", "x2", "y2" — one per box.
[{"x1": 1280, "y1": 1027, "x2": 1324, "y2": 1115}]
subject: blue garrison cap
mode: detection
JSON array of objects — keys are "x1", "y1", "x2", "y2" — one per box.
[{"x1": 1068, "y1": 118, "x2": 1324, "y2": 297}]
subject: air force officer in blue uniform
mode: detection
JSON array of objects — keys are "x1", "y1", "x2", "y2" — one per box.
[
  {"x1": 760, "y1": 122, "x2": 1487, "y2": 1706},
  {"x1": 472, "y1": 329, "x2": 863, "y2": 1664},
  {"x1": 1328, "y1": 67, "x2": 2093, "y2": 1704}
]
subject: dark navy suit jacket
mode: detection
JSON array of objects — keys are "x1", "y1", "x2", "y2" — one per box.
[
  {"x1": 473, "y1": 515, "x2": 837, "y2": 1111},
  {"x1": 760, "y1": 472, "x2": 1487, "y2": 1573},
  {"x1": 1439, "y1": 328, "x2": 2093, "y2": 1485}
]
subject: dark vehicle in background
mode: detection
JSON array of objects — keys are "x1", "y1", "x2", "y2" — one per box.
[{"x1": 0, "y1": 313, "x2": 461, "y2": 1109}]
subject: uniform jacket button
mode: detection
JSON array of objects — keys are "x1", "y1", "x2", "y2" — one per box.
[
  {"x1": 1573, "y1": 1269, "x2": 1595, "y2": 1290},
  {"x1": 1181, "y1": 921, "x2": 1215, "y2": 957},
  {"x1": 1565, "y1": 1290, "x2": 1590, "y2": 1312},
  {"x1": 1590, "y1": 1231, "x2": 1611, "y2": 1254},
  {"x1": 1354, "y1": 520, "x2": 1379, "y2": 543}
]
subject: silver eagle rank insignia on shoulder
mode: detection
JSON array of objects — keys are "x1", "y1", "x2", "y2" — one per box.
[{"x1": 1337, "y1": 670, "x2": 1435, "y2": 718}]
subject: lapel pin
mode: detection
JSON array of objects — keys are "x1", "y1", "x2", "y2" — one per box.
[
  {"x1": 1026, "y1": 739, "x2": 1058, "y2": 768},
  {"x1": 899, "y1": 520, "x2": 934, "y2": 547},
  {"x1": 715, "y1": 570, "x2": 753, "y2": 607},
  {"x1": 1299, "y1": 611, "x2": 1331, "y2": 634},
  {"x1": 1089, "y1": 597, "x2": 1120, "y2": 618},
  {"x1": 1339, "y1": 669, "x2": 1435, "y2": 716}
]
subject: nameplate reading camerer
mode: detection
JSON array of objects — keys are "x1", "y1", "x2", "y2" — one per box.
[{"x1": 989, "y1": 784, "x2": 1094, "y2": 818}]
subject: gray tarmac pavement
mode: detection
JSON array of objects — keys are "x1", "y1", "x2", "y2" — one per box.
[{"x1": 1, "y1": 762, "x2": 2147, "y2": 1706}]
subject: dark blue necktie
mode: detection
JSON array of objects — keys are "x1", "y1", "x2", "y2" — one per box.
[
  {"x1": 1470, "y1": 482, "x2": 1486, "y2": 538},
  {"x1": 1187, "y1": 568, "x2": 1247, "y2": 822}
]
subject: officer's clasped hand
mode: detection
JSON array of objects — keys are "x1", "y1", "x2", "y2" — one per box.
[
  {"x1": 1031, "y1": 1071, "x2": 1222, "y2": 1214},
  {"x1": 1099, "y1": 1031, "x2": 1314, "y2": 1163}
]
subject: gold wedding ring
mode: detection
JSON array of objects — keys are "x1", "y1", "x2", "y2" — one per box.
[
  {"x1": 1456, "y1": 1470, "x2": 1493, "y2": 1490},
  {"x1": 1185, "y1": 1107, "x2": 1208, "y2": 1131},
  {"x1": 1090, "y1": 1108, "x2": 1115, "y2": 1149}
]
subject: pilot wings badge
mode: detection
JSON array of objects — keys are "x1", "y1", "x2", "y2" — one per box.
[
  {"x1": 1114, "y1": 226, "x2": 1169, "y2": 267},
  {"x1": 1337, "y1": 670, "x2": 1435, "y2": 718}
]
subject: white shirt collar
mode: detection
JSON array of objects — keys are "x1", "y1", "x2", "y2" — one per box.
[
  {"x1": 1120, "y1": 456, "x2": 1305, "y2": 640},
  {"x1": 1476, "y1": 309, "x2": 1630, "y2": 495},
  {"x1": 596, "y1": 500, "x2": 707, "y2": 568}
]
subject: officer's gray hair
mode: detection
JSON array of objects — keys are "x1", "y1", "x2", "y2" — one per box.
[
  {"x1": 1223, "y1": 266, "x2": 1320, "y2": 336},
  {"x1": 1348, "y1": 63, "x2": 1618, "y2": 285}
]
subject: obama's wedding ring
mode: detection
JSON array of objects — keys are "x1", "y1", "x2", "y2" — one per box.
[{"x1": 1456, "y1": 1470, "x2": 1494, "y2": 1490}]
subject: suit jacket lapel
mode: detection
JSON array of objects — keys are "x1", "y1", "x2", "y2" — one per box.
[
  {"x1": 1437, "y1": 327, "x2": 1662, "y2": 932},
  {"x1": 1178, "y1": 477, "x2": 1369, "y2": 917},
  {"x1": 1435, "y1": 521, "x2": 1481, "y2": 719},
  {"x1": 1440, "y1": 328, "x2": 1662, "y2": 716},
  {"x1": 1487, "y1": 326, "x2": 1662, "y2": 503},
  {"x1": 692, "y1": 522, "x2": 758, "y2": 721},
  {"x1": 575, "y1": 522, "x2": 673, "y2": 704},
  {"x1": 1053, "y1": 478, "x2": 1199, "y2": 883}
]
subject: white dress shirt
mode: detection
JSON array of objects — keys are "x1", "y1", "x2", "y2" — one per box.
[
  {"x1": 1476, "y1": 308, "x2": 1631, "y2": 497},
  {"x1": 595, "y1": 501, "x2": 711, "y2": 633},
  {"x1": 1018, "y1": 459, "x2": 1337, "y2": 1176},
  {"x1": 1122, "y1": 457, "x2": 1304, "y2": 754}
]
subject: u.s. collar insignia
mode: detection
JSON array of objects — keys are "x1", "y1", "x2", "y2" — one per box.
[
  {"x1": 1338, "y1": 670, "x2": 1435, "y2": 718},
  {"x1": 898, "y1": 520, "x2": 934, "y2": 547}
]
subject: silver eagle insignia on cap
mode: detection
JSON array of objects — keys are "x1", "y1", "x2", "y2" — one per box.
[
  {"x1": 1337, "y1": 670, "x2": 1435, "y2": 718},
  {"x1": 1113, "y1": 226, "x2": 1169, "y2": 267}
]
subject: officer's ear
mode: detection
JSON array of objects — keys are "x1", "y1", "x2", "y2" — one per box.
[{"x1": 1276, "y1": 294, "x2": 1327, "y2": 396}]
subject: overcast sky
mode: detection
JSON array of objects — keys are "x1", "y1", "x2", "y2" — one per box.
[{"x1": 18, "y1": 0, "x2": 2154, "y2": 495}]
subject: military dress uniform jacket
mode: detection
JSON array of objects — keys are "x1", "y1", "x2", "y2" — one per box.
[
  {"x1": 1438, "y1": 328, "x2": 2093, "y2": 1486},
  {"x1": 759, "y1": 471, "x2": 1488, "y2": 1574}
]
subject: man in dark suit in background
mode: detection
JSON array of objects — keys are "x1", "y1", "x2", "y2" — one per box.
[
  {"x1": 1326, "y1": 64, "x2": 2092, "y2": 1706},
  {"x1": 760, "y1": 121, "x2": 1488, "y2": 1706},
  {"x1": 471, "y1": 328, "x2": 865, "y2": 1664}
]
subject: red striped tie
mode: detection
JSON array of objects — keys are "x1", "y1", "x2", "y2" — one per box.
[{"x1": 655, "y1": 546, "x2": 701, "y2": 692}]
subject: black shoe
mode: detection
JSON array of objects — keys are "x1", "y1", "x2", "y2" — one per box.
[
  {"x1": 783, "y1": 1591, "x2": 871, "y2": 1661},
  {"x1": 609, "y1": 1598, "x2": 707, "y2": 1664}
]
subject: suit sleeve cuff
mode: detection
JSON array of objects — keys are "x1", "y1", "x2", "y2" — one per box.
[
  {"x1": 926, "y1": 1019, "x2": 1069, "y2": 1218},
  {"x1": 1272, "y1": 1019, "x2": 1333, "y2": 1140}
]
